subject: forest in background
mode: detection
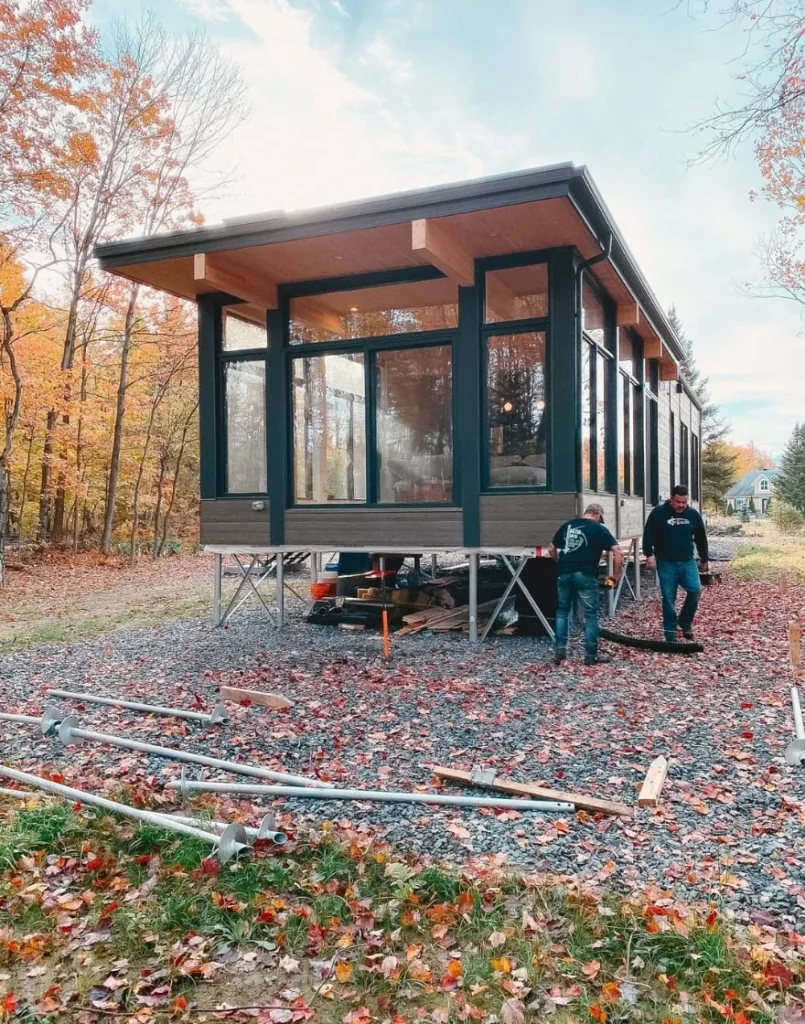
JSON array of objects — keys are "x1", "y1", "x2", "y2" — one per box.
[{"x1": 0, "y1": 0, "x2": 246, "y2": 569}]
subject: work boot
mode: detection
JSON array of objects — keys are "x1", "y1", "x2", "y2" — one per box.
[
  {"x1": 681, "y1": 629, "x2": 695, "y2": 641},
  {"x1": 584, "y1": 653, "x2": 611, "y2": 666},
  {"x1": 554, "y1": 649, "x2": 567, "y2": 666}
]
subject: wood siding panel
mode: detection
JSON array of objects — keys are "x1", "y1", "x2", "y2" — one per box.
[
  {"x1": 480, "y1": 493, "x2": 577, "y2": 547},
  {"x1": 285, "y1": 508, "x2": 463, "y2": 548},
  {"x1": 200, "y1": 499, "x2": 270, "y2": 545},
  {"x1": 619, "y1": 496, "x2": 646, "y2": 538}
]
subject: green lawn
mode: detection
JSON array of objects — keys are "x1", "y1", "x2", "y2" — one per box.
[{"x1": 0, "y1": 800, "x2": 799, "y2": 1023}]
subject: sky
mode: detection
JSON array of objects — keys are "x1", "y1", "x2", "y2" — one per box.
[{"x1": 89, "y1": 0, "x2": 805, "y2": 457}]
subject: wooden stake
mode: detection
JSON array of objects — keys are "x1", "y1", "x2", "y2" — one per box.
[
  {"x1": 637, "y1": 756, "x2": 668, "y2": 808},
  {"x1": 789, "y1": 621, "x2": 802, "y2": 672},
  {"x1": 382, "y1": 609, "x2": 391, "y2": 661},
  {"x1": 219, "y1": 686, "x2": 293, "y2": 710},
  {"x1": 431, "y1": 766, "x2": 633, "y2": 818}
]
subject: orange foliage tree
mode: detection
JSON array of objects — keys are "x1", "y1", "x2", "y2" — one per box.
[{"x1": 1, "y1": 2, "x2": 246, "y2": 571}]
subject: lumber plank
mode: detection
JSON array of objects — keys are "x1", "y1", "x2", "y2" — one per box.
[
  {"x1": 219, "y1": 685, "x2": 293, "y2": 710},
  {"x1": 637, "y1": 756, "x2": 668, "y2": 807},
  {"x1": 431, "y1": 766, "x2": 633, "y2": 819}
]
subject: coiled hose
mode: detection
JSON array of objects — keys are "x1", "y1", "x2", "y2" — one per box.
[{"x1": 598, "y1": 627, "x2": 703, "y2": 655}]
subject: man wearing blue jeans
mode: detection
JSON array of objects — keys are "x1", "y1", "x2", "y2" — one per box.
[
  {"x1": 550, "y1": 503, "x2": 623, "y2": 666},
  {"x1": 642, "y1": 485, "x2": 709, "y2": 643}
]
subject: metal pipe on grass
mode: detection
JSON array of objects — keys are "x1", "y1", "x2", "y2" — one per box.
[
  {"x1": 0, "y1": 786, "x2": 41, "y2": 800},
  {"x1": 56, "y1": 715, "x2": 325, "y2": 789},
  {"x1": 166, "y1": 778, "x2": 574, "y2": 812},
  {"x1": 0, "y1": 765, "x2": 249, "y2": 863},
  {"x1": 46, "y1": 689, "x2": 227, "y2": 726},
  {"x1": 168, "y1": 813, "x2": 287, "y2": 845}
]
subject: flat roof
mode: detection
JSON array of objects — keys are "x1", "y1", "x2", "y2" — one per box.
[{"x1": 94, "y1": 162, "x2": 687, "y2": 367}]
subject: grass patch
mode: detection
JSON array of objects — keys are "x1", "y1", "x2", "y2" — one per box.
[
  {"x1": 0, "y1": 801, "x2": 799, "y2": 1024},
  {"x1": 730, "y1": 541, "x2": 805, "y2": 583}
]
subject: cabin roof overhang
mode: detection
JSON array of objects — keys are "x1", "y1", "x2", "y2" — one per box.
[{"x1": 94, "y1": 162, "x2": 684, "y2": 372}]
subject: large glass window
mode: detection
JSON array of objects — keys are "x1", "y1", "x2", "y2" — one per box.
[
  {"x1": 581, "y1": 341, "x2": 593, "y2": 491},
  {"x1": 680, "y1": 423, "x2": 690, "y2": 490},
  {"x1": 691, "y1": 433, "x2": 700, "y2": 501},
  {"x1": 292, "y1": 353, "x2": 366, "y2": 503},
  {"x1": 484, "y1": 263, "x2": 549, "y2": 324},
  {"x1": 289, "y1": 278, "x2": 458, "y2": 344},
  {"x1": 223, "y1": 310, "x2": 266, "y2": 352},
  {"x1": 224, "y1": 361, "x2": 266, "y2": 493},
  {"x1": 617, "y1": 331, "x2": 643, "y2": 497},
  {"x1": 376, "y1": 346, "x2": 453, "y2": 503},
  {"x1": 596, "y1": 351, "x2": 610, "y2": 491},
  {"x1": 487, "y1": 331, "x2": 547, "y2": 488}
]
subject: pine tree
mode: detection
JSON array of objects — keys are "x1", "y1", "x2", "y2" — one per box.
[
  {"x1": 668, "y1": 307, "x2": 736, "y2": 506},
  {"x1": 776, "y1": 423, "x2": 805, "y2": 513}
]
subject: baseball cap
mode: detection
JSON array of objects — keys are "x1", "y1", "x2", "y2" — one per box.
[{"x1": 584, "y1": 503, "x2": 606, "y2": 521}]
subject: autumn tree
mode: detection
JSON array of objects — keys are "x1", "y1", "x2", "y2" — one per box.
[
  {"x1": 96, "y1": 21, "x2": 246, "y2": 554},
  {"x1": 0, "y1": 0, "x2": 95, "y2": 571}
]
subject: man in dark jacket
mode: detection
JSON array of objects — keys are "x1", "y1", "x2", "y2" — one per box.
[
  {"x1": 549, "y1": 503, "x2": 623, "y2": 666},
  {"x1": 642, "y1": 485, "x2": 709, "y2": 643}
]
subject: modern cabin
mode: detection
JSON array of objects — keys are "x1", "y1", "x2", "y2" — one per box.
[{"x1": 94, "y1": 163, "x2": 702, "y2": 558}]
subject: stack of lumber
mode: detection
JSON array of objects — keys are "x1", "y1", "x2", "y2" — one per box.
[{"x1": 398, "y1": 599, "x2": 499, "y2": 635}]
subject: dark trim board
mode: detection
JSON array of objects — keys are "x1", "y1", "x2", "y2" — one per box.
[{"x1": 285, "y1": 507, "x2": 463, "y2": 548}]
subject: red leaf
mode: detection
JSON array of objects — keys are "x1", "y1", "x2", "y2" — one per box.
[{"x1": 764, "y1": 961, "x2": 794, "y2": 987}]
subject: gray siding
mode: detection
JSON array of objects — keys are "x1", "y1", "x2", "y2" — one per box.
[
  {"x1": 480, "y1": 493, "x2": 577, "y2": 547},
  {"x1": 285, "y1": 507, "x2": 463, "y2": 548},
  {"x1": 582, "y1": 493, "x2": 616, "y2": 526},
  {"x1": 200, "y1": 499, "x2": 270, "y2": 545},
  {"x1": 619, "y1": 496, "x2": 646, "y2": 538}
]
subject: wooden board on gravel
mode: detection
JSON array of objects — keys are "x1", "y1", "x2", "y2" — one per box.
[
  {"x1": 432, "y1": 765, "x2": 634, "y2": 818},
  {"x1": 219, "y1": 686, "x2": 293, "y2": 709}
]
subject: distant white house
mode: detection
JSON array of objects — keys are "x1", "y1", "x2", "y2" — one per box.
[{"x1": 724, "y1": 468, "x2": 780, "y2": 515}]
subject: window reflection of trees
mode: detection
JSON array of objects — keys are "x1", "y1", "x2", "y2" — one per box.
[
  {"x1": 487, "y1": 332, "x2": 547, "y2": 488},
  {"x1": 292, "y1": 354, "x2": 366, "y2": 503},
  {"x1": 225, "y1": 361, "x2": 266, "y2": 493},
  {"x1": 376, "y1": 346, "x2": 453, "y2": 503}
]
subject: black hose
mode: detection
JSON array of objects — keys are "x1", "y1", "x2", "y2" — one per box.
[{"x1": 599, "y1": 627, "x2": 704, "y2": 654}]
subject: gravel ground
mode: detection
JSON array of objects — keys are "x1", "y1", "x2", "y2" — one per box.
[{"x1": 1, "y1": 548, "x2": 803, "y2": 928}]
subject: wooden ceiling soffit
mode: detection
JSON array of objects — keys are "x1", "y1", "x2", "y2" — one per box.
[
  {"x1": 660, "y1": 358, "x2": 679, "y2": 381},
  {"x1": 410, "y1": 218, "x2": 519, "y2": 320},
  {"x1": 193, "y1": 253, "x2": 278, "y2": 309}
]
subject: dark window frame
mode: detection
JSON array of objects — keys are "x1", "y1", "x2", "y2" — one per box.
[
  {"x1": 581, "y1": 273, "x2": 616, "y2": 494},
  {"x1": 645, "y1": 359, "x2": 660, "y2": 505},
  {"x1": 478, "y1": 249, "x2": 553, "y2": 494},
  {"x1": 670, "y1": 411, "x2": 676, "y2": 492},
  {"x1": 279, "y1": 268, "x2": 458, "y2": 509},
  {"x1": 618, "y1": 329, "x2": 644, "y2": 498},
  {"x1": 216, "y1": 306, "x2": 269, "y2": 498},
  {"x1": 680, "y1": 421, "x2": 690, "y2": 492},
  {"x1": 691, "y1": 432, "x2": 700, "y2": 501}
]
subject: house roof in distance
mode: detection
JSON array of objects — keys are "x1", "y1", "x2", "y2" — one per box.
[
  {"x1": 724, "y1": 469, "x2": 780, "y2": 499},
  {"x1": 93, "y1": 162, "x2": 687, "y2": 372}
]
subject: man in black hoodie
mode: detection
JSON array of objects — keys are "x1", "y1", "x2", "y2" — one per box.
[{"x1": 642, "y1": 485, "x2": 709, "y2": 643}]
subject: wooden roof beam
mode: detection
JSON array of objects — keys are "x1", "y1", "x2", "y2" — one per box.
[
  {"x1": 194, "y1": 253, "x2": 278, "y2": 309},
  {"x1": 617, "y1": 302, "x2": 640, "y2": 328},
  {"x1": 291, "y1": 297, "x2": 343, "y2": 337},
  {"x1": 411, "y1": 218, "x2": 474, "y2": 285},
  {"x1": 411, "y1": 218, "x2": 520, "y2": 320}
]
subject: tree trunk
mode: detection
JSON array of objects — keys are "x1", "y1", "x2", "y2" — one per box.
[
  {"x1": 101, "y1": 285, "x2": 139, "y2": 554},
  {"x1": 0, "y1": 307, "x2": 24, "y2": 582},
  {"x1": 150, "y1": 453, "x2": 168, "y2": 558},
  {"x1": 129, "y1": 391, "x2": 163, "y2": 566},
  {"x1": 17, "y1": 423, "x2": 36, "y2": 546},
  {"x1": 156, "y1": 402, "x2": 197, "y2": 558},
  {"x1": 38, "y1": 409, "x2": 56, "y2": 542}
]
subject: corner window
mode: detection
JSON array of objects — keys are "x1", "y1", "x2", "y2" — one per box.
[
  {"x1": 582, "y1": 341, "x2": 593, "y2": 491},
  {"x1": 224, "y1": 360, "x2": 267, "y2": 493},
  {"x1": 220, "y1": 309, "x2": 268, "y2": 495},
  {"x1": 618, "y1": 331, "x2": 644, "y2": 496},
  {"x1": 484, "y1": 262, "x2": 549, "y2": 324},
  {"x1": 486, "y1": 331, "x2": 547, "y2": 488},
  {"x1": 582, "y1": 284, "x2": 609, "y2": 351}
]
